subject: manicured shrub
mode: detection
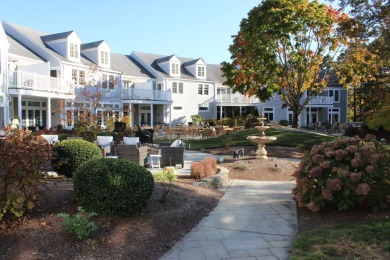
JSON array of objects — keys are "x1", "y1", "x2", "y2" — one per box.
[
  {"x1": 73, "y1": 158, "x2": 154, "y2": 216},
  {"x1": 293, "y1": 135, "x2": 390, "y2": 212},
  {"x1": 0, "y1": 128, "x2": 51, "y2": 220},
  {"x1": 280, "y1": 120, "x2": 289, "y2": 126},
  {"x1": 190, "y1": 156, "x2": 218, "y2": 180},
  {"x1": 190, "y1": 162, "x2": 205, "y2": 180},
  {"x1": 52, "y1": 139, "x2": 102, "y2": 178}
]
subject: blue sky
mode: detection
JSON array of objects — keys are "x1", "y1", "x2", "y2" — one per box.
[{"x1": 1, "y1": 0, "x2": 335, "y2": 65}]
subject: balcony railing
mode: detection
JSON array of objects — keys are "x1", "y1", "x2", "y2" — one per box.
[
  {"x1": 216, "y1": 93, "x2": 262, "y2": 104},
  {"x1": 8, "y1": 71, "x2": 74, "y2": 94},
  {"x1": 308, "y1": 96, "x2": 333, "y2": 106},
  {"x1": 122, "y1": 88, "x2": 171, "y2": 101}
]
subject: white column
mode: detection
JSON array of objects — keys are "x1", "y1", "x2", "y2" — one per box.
[
  {"x1": 150, "y1": 104, "x2": 154, "y2": 127},
  {"x1": 17, "y1": 94, "x2": 22, "y2": 129},
  {"x1": 169, "y1": 105, "x2": 172, "y2": 126},
  {"x1": 163, "y1": 104, "x2": 166, "y2": 124},
  {"x1": 219, "y1": 106, "x2": 223, "y2": 119},
  {"x1": 47, "y1": 97, "x2": 51, "y2": 129},
  {"x1": 239, "y1": 106, "x2": 242, "y2": 117},
  {"x1": 129, "y1": 103, "x2": 133, "y2": 127}
]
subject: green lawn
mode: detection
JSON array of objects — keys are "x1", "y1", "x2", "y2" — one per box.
[
  {"x1": 169, "y1": 128, "x2": 338, "y2": 151},
  {"x1": 291, "y1": 219, "x2": 390, "y2": 259}
]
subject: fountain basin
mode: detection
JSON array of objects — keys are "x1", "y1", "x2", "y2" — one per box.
[{"x1": 247, "y1": 136, "x2": 277, "y2": 160}]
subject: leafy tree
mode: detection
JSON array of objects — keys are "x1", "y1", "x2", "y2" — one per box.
[
  {"x1": 332, "y1": 0, "x2": 390, "y2": 123},
  {"x1": 221, "y1": 0, "x2": 351, "y2": 128},
  {"x1": 62, "y1": 65, "x2": 122, "y2": 134}
]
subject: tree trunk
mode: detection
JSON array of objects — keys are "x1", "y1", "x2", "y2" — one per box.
[{"x1": 292, "y1": 110, "x2": 299, "y2": 128}]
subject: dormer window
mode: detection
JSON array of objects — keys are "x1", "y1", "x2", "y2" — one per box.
[
  {"x1": 198, "y1": 66, "x2": 205, "y2": 77},
  {"x1": 70, "y1": 43, "x2": 79, "y2": 58},
  {"x1": 171, "y1": 63, "x2": 179, "y2": 75},
  {"x1": 100, "y1": 51, "x2": 109, "y2": 65}
]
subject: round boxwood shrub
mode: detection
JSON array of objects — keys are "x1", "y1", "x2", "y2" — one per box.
[
  {"x1": 73, "y1": 158, "x2": 155, "y2": 216},
  {"x1": 293, "y1": 135, "x2": 390, "y2": 212},
  {"x1": 52, "y1": 140, "x2": 102, "y2": 178}
]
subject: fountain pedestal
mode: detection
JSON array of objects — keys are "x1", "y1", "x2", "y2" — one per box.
[{"x1": 247, "y1": 115, "x2": 277, "y2": 160}]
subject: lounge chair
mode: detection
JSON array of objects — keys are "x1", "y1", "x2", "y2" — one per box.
[
  {"x1": 95, "y1": 136, "x2": 115, "y2": 156},
  {"x1": 159, "y1": 139, "x2": 185, "y2": 168},
  {"x1": 116, "y1": 144, "x2": 148, "y2": 166}
]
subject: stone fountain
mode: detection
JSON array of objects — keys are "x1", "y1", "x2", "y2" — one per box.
[{"x1": 247, "y1": 114, "x2": 277, "y2": 159}]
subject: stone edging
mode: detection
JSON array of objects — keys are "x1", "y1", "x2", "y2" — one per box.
[{"x1": 193, "y1": 166, "x2": 231, "y2": 189}]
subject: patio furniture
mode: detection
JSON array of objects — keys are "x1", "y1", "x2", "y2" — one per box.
[
  {"x1": 116, "y1": 144, "x2": 148, "y2": 166},
  {"x1": 149, "y1": 154, "x2": 161, "y2": 168},
  {"x1": 159, "y1": 140, "x2": 185, "y2": 168},
  {"x1": 202, "y1": 128, "x2": 216, "y2": 138},
  {"x1": 95, "y1": 136, "x2": 115, "y2": 157},
  {"x1": 41, "y1": 134, "x2": 59, "y2": 145},
  {"x1": 136, "y1": 124, "x2": 153, "y2": 145},
  {"x1": 122, "y1": 136, "x2": 140, "y2": 147},
  {"x1": 67, "y1": 136, "x2": 83, "y2": 140}
]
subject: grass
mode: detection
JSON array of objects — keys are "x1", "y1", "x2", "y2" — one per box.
[
  {"x1": 291, "y1": 219, "x2": 390, "y2": 259},
  {"x1": 160, "y1": 128, "x2": 338, "y2": 151}
]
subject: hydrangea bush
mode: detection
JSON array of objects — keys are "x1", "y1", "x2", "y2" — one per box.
[{"x1": 293, "y1": 135, "x2": 390, "y2": 212}]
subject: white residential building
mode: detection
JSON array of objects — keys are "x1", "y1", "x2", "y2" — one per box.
[{"x1": 0, "y1": 21, "x2": 348, "y2": 130}]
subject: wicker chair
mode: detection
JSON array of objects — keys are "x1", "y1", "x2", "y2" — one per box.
[
  {"x1": 94, "y1": 136, "x2": 115, "y2": 157},
  {"x1": 116, "y1": 144, "x2": 148, "y2": 166},
  {"x1": 159, "y1": 141, "x2": 185, "y2": 168}
]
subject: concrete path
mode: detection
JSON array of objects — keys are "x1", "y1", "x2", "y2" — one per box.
[{"x1": 160, "y1": 180, "x2": 297, "y2": 260}]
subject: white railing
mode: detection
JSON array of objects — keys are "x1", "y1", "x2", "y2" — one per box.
[
  {"x1": 122, "y1": 88, "x2": 171, "y2": 101},
  {"x1": 8, "y1": 71, "x2": 74, "y2": 94},
  {"x1": 216, "y1": 93, "x2": 261, "y2": 104},
  {"x1": 308, "y1": 96, "x2": 333, "y2": 105},
  {"x1": 199, "y1": 96, "x2": 214, "y2": 108}
]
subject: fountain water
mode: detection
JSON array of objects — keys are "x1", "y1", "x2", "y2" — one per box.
[{"x1": 247, "y1": 114, "x2": 277, "y2": 159}]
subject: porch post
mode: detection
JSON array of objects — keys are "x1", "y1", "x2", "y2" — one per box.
[
  {"x1": 309, "y1": 107, "x2": 312, "y2": 124},
  {"x1": 239, "y1": 106, "x2": 242, "y2": 117},
  {"x1": 17, "y1": 94, "x2": 22, "y2": 129},
  {"x1": 150, "y1": 104, "x2": 154, "y2": 127},
  {"x1": 47, "y1": 97, "x2": 51, "y2": 129},
  {"x1": 129, "y1": 103, "x2": 133, "y2": 127},
  {"x1": 220, "y1": 106, "x2": 223, "y2": 119}
]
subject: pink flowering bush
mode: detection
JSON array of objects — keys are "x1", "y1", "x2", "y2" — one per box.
[{"x1": 292, "y1": 135, "x2": 390, "y2": 212}]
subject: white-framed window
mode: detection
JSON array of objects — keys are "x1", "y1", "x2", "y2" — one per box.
[
  {"x1": 198, "y1": 84, "x2": 209, "y2": 95},
  {"x1": 263, "y1": 107, "x2": 274, "y2": 122},
  {"x1": 197, "y1": 66, "x2": 205, "y2": 77},
  {"x1": 100, "y1": 74, "x2": 115, "y2": 89},
  {"x1": 328, "y1": 108, "x2": 340, "y2": 123},
  {"x1": 70, "y1": 43, "x2": 79, "y2": 58},
  {"x1": 102, "y1": 74, "x2": 108, "y2": 88},
  {"x1": 328, "y1": 89, "x2": 340, "y2": 102},
  {"x1": 172, "y1": 82, "x2": 183, "y2": 94},
  {"x1": 100, "y1": 51, "x2": 109, "y2": 65},
  {"x1": 72, "y1": 69, "x2": 85, "y2": 85},
  {"x1": 171, "y1": 63, "x2": 179, "y2": 75},
  {"x1": 199, "y1": 106, "x2": 208, "y2": 111}
]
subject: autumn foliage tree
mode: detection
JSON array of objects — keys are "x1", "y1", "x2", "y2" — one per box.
[
  {"x1": 332, "y1": 0, "x2": 390, "y2": 127},
  {"x1": 221, "y1": 0, "x2": 351, "y2": 127},
  {"x1": 66, "y1": 65, "x2": 122, "y2": 134}
]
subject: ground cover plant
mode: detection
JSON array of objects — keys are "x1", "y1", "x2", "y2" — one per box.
[{"x1": 292, "y1": 218, "x2": 390, "y2": 259}]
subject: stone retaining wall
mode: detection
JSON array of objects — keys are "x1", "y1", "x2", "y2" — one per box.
[{"x1": 193, "y1": 166, "x2": 231, "y2": 189}]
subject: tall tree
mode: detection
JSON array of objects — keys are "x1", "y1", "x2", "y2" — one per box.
[
  {"x1": 331, "y1": 0, "x2": 390, "y2": 124},
  {"x1": 221, "y1": 0, "x2": 351, "y2": 128}
]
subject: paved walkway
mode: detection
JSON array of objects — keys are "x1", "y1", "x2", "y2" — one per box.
[{"x1": 160, "y1": 180, "x2": 297, "y2": 260}]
